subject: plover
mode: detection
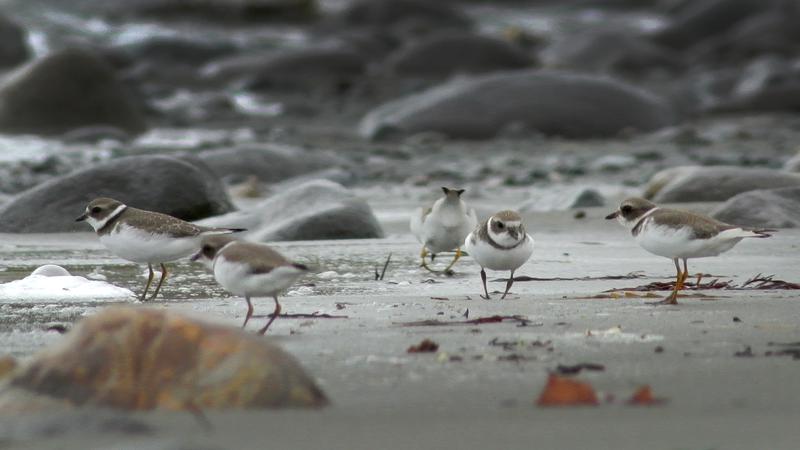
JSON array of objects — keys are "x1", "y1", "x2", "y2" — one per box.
[
  {"x1": 410, "y1": 187, "x2": 478, "y2": 273},
  {"x1": 464, "y1": 210, "x2": 534, "y2": 299},
  {"x1": 191, "y1": 236, "x2": 309, "y2": 334},
  {"x1": 76, "y1": 197, "x2": 244, "y2": 301},
  {"x1": 606, "y1": 197, "x2": 773, "y2": 305}
]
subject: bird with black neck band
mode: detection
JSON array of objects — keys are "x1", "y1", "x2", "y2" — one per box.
[
  {"x1": 464, "y1": 210, "x2": 534, "y2": 299},
  {"x1": 606, "y1": 197, "x2": 774, "y2": 305},
  {"x1": 76, "y1": 197, "x2": 244, "y2": 301}
]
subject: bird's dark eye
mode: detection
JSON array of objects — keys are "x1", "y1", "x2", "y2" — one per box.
[
  {"x1": 91, "y1": 206, "x2": 102, "y2": 214},
  {"x1": 497, "y1": 222, "x2": 504, "y2": 229},
  {"x1": 202, "y1": 245, "x2": 213, "y2": 256},
  {"x1": 621, "y1": 205, "x2": 633, "y2": 214}
]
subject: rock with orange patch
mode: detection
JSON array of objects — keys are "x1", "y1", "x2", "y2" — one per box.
[
  {"x1": 627, "y1": 385, "x2": 664, "y2": 406},
  {"x1": 536, "y1": 374, "x2": 598, "y2": 407},
  {"x1": 0, "y1": 307, "x2": 327, "y2": 412}
]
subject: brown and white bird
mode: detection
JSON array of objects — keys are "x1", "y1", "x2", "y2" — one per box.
[
  {"x1": 606, "y1": 197, "x2": 773, "y2": 305},
  {"x1": 191, "y1": 236, "x2": 309, "y2": 334},
  {"x1": 410, "y1": 187, "x2": 478, "y2": 273},
  {"x1": 464, "y1": 210, "x2": 534, "y2": 299},
  {"x1": 76, "y1": 197, "x2": 244, "y2": 301}
]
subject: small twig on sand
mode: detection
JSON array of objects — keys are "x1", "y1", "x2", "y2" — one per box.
[{"x1": 375, "y1": 253, "x2": 392, "y2": 281}]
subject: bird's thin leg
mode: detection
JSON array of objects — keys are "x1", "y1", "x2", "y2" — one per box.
[
  {"x1": 648, "y1": 259, "x2": 680, "y2": 305},
  {"x1": 674, "y1": 258, "x2": 685, "y2": 291},
  {"x1": 242, "y1": 296, "x2": 254, "y2": 329},
  {"x1": 480, "y1": 268, "x2": 490, "y2": 300},
  {"x1": 258, "y1": 295, "x2": 282, "y2": 335},
  {"x1": 442, "y1": 247, "x2": 462, "y2": 273},
  {"x1": 141, "y1": 264, "x2": 155, "y2": 301},
  {"x1": 681, "y1": 259, "x2": 690, "y2": 288},
  {"x1": 501, "y1": 270, "x2": 515, "y2": 300},
  {"x1": 420, "y1": 247, "x2": 437, "y2": 272},
  {"x1": 148, "y1": 263, "x2": 168, "y2": 301}
]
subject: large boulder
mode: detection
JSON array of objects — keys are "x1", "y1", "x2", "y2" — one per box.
[
  {"x1": 689, "y1": 3, "x2": 800, "y2": 64},
  {"x1": 0, "y1": 14, "x2": 30, "y2": 69},
  {"x1": 0, "y1": 155, "x2": 234, "y2": 233},
  {"x1": 0, "y1": 307, "x2": 327, "y2": 412},
  {"x1": 712, "y1": 187, "x2": 800, "y2": 228},
  {"x1": 651, "y1": 0, "x2": 767, "y2": 49},
  {"x1": 204, "y1": 46, "x2": 367, "y2": 91},
  {"x1": 386, "y1": 32, "x2": 535, "y2": 77},
  {"x1": 548, "y1": 29, "x2": 682, "y2": 76},
  {"x1": 0, "y1": 48, "x2": 147, "y2": 136},
  {"x1": 98, "y1": 0, "x2": 317, "y2": 22},
  {"x1": 337, "y1": 0, "x2": 472, "y2": 37},
  {"x1": 197, "y1": 144, "x2": 347, "y2": 183},
  {"x1": 648, "y1": 166, "x2": 800, "y2": 203},
  {"x1": 359, "y1": 70, "x2": 675, "y2": 140},
  {"x1": 198, "y1": 180, "x2": 384, "y2": 241}
]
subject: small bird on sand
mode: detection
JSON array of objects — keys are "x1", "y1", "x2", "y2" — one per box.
[
  {"x1": 464, "y1": 210, "x2": 534, "y2": 299},
  {"x1": 606, "y1": 197, "x2": 774, "y2": 305},
  {"x1": 191, "y1": 236, "x2": 309, "y2": 334},
  {"x1": 76, "y1": 197, "x2": 244, "y2": 301},
  {"x1": 410, "y1": 187, "x2": 478, "y2": 273}
]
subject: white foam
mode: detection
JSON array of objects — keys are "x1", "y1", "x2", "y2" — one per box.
[{"x1": 0, "y1": 274, "x2": 134, "y2": 303}]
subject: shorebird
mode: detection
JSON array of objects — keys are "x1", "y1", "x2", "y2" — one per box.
[
  {"x1": 464, "y1": 210, "x2": 534, "y2": 299},
  {"x1": 191, "y1": 236, "x2": 309, "y2": 334},
  {"x1": 410, "y1": 187, "x2": 478, "y2": 273},
  {"x1": 77, "y1": 197, "x2": 244, "y2": 301},
  {"x1": 606, "y1": 197, "x2": 773, "y2": 305}
]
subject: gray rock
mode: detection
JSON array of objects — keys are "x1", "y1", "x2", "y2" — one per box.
[
  {"x1": 338, "y1": 0, "x2": 472, "y2": 36},
  {"x1": 198, "y1": 180, "x2": 383, "y2": 241},
  {"x1": 197, "y1": 144, "x2": 347, "y2": 184},
  {"x1": 548, "y1": 29, "x2": 682, "y2": 75},
  {"x1": 101, "y1": 0, "x2": 317, "y2": 22},
  {"x1": 689, "y1": 2, "x2": 800, "y2": 64},
  {"x1": 359, "y1": 70, "x2": 675, "y2": 140},
  {"x1": 650, "y1": 166, "x2": 800, "y2": 203},
  {"x1": 386, "y1": 32, "x2": 534, "y2": 77},
  {"x1": 0, "y1": 48, "x2": 147, "y2": 136},
  {"x1": 651, "y1": 0, "x2": 766, "y2": 49},
  {"x1": 204, "y1": 46, "x2": 366, "y2": 91},
  {"x1": 119, "y1": 36, "x2": 238, "y2": 66},
  {"x1": 712, "y1": 187, "x2": 800, "y2": 228},
  {"x1": 0, "y1": 14, "x2": 30, "y2": 69},
  {"x1": 0, "y1": 155, "x2": 234, "y2": 233}
]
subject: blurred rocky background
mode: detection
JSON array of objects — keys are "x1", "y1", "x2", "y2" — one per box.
[{"x1": 1, "y1": 0, "x2": 799, "y2": 233}]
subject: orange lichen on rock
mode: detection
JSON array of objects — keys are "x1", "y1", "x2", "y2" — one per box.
[
  {"x1": 536, "y1": 374, "x2": 599, "y2": 407},
  {"x1": 627, "y1": 385, "x2": 665, "y2": 406},
  {"x1": 0, "y1": 307, "x2": 327, "y2": 412}
]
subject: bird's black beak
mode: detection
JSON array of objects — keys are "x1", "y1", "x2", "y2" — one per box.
[
  {"x1": 189, "y1": 251, "x2": 201, "y2": 262},
  {"x1": 75, "y1": 213, "x2": 88, "y2": 222},
  {"x1": 605, "y1": 211, "x2": 619, "y2": 220},
  {"x1": 455, "y1": 189, "x2": 465, "y2": 197}
]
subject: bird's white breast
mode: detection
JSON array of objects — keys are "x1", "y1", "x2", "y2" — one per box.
[
  {"x1": 464, "y1": 233, "x2": 534, "y2": 271},
  {"x1": 635, "y1": 219, "x2": 743, "y2": 259},
  {"x1": 213, "y1": 257, "x2": 306, "y2": 297},
  {"x1": 99, "y1": 224, "x2": 200, "y2": 263}
]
